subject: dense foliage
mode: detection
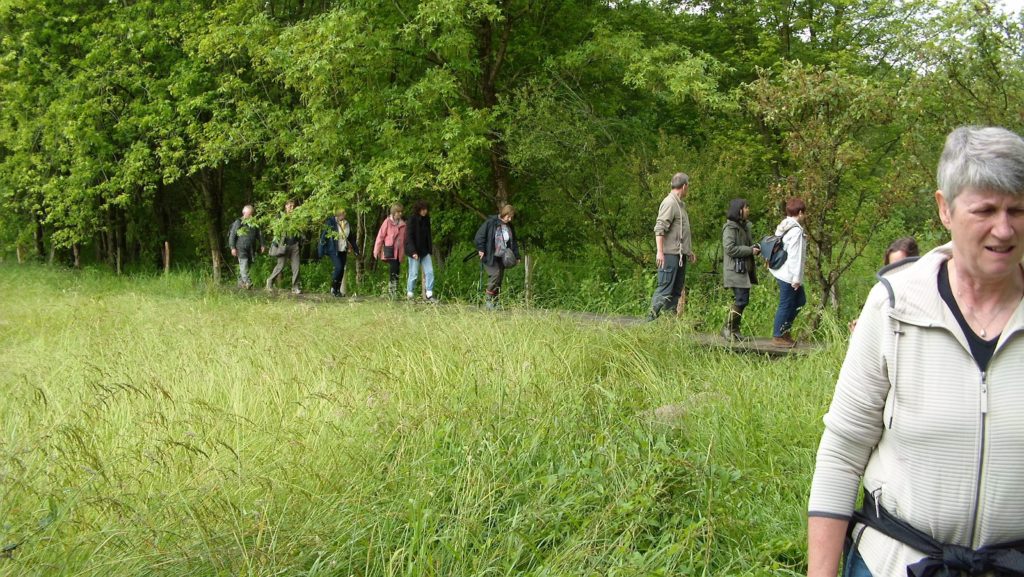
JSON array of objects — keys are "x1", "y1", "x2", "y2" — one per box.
[{"x1": 2, "y1": 0, "x2": 1022, "y2": 313}]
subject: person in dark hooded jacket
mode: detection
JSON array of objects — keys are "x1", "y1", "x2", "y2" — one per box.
[
  {"x1": 473, "y1": 204, "x2": 519, "y2": 309},
  {"x1": 721, "y1": 198, "x2": 760, "y2": 340}
]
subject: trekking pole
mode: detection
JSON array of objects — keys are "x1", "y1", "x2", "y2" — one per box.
[{"x1": 477, "y1": 261, "x2": 484, "y2": 306}]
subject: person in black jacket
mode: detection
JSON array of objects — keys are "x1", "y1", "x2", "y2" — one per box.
[
  {"x1": 404, "y1": 200, "x2": 435, "y2": 301},
  {"x1": 474, "y1": 204, "x2": 519, "y2": 309},
  {"x1": 228, "y1": 205, "x2": 264, "y2": 289},
  {"x1": 318, "y1": 208, "x2": 360, "y2": 297}
]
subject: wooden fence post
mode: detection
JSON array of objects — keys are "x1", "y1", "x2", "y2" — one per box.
[
  {"x1": 163, "y1": 241, "x2": 171, "y2": 275},
  {"x1": 524, "y1": 254, "x2": 533, "y2": 306}
]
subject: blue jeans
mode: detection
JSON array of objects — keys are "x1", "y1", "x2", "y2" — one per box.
[
  {"x1": 772, "y1": 278, "x2": 806, "y2": 337},
  {"x1": 843, "y1": 546, "x2": 873, "y2": 577},
  {"x1": 407, "y1": 254, "x2": 434, "y2": 296},
  {"x1": 649, "y1": 254, "x2": 687, "y2": 317}
]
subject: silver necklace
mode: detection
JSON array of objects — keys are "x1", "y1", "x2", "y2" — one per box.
[{"x1": 958, "y1": 286, "x2": 1022, "y2": 338}]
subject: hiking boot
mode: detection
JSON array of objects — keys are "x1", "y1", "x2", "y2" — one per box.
[
  {"x1": 721, "y1": 325, "x2": 735, "y2": 341},
  {"x1": 292, "y1": 288, "x2": 302, "y2": 295},
  {"x1": 771, "y1": 336, "x2": 796, "y2": 348}
]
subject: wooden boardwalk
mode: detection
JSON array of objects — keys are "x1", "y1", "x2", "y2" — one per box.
[{"x1": 233, "y1": 288, "x2": 816, "y2": 356}]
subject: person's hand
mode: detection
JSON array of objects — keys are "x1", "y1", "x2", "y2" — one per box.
[
  {"x1": 752, "y1": 245, "x2": 761, "y2": 255},
  {"x1": 412, "y1": 253, "x2": 419, "y2": 260},
  {"x1": 688, "y1": 252, "x2": 697, "y2": 264},
  {"x1": 231, "y1": 248, "x2": 237, "y2": 257},
  {"x1": 655, "y1": 250, "x2": 664, "y2": 269},
  {"x1": 792, "y1": 282, "x2": 801, "y2": 290},
  {"x1": 478, "y1": 251, "x2": 485, "y2": 260},
  {"x1": 261, "y1": 246, "x2": 266, "y2": 254}
]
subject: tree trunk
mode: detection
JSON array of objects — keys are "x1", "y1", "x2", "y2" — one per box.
[
  {"x1": 193, "y1": 167, "x2": 226, "y2": 283},
  {"x1": 34, "y1": 214, "x2": 45, "y2": 260},
  {"x1": 73, "y1": 244, "x2": 81, "y2": 268},
  {"x1": 475, "y1": 15, "x2": 513, "y2": 210}
]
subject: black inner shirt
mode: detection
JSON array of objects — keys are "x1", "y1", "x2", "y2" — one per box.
[{"x1": 937, "y1": 260, "x2": 998, "y2": 372}]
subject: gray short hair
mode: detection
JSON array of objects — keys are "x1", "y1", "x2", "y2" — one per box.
[
  {"x1": 670, "y1": 172, "x2": 689, "y2": 190},
  {"x1": 937, "y1": 126, "x2": 1024, "y2": 206}
]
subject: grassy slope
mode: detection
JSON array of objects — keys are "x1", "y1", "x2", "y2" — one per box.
[{"x1": 0, "y1": 266, "x2": 844, "y2": 576}]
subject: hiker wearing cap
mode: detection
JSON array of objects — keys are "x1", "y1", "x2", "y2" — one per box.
[{"x1": 646, "y1": 172, "x2": 696, "y2": 321}]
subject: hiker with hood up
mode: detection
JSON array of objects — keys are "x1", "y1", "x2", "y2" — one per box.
[{"x1": 721, "y1": 198, "x2": 760, "y2": 340}]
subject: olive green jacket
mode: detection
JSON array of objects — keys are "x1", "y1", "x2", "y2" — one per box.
[{"x1": 722, "y1": 219, "x2": 757, "y2": 289}]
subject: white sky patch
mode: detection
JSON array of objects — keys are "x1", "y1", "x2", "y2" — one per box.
[{"x1": 997, "y1": 0, "x2": 1024, "y2": 13}]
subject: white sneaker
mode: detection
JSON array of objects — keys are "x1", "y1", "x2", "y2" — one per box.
[{"x1": 407, "y1": 292, "x2": 414, "y2": 299}]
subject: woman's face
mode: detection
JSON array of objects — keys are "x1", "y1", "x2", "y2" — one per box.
[
  {"x1": 419, "y1": 207, "x2": 428, "y2": 217},
  {"x1": 500, "y1": 214, "x2": 513, "y2": 224},
  {"x1": 741, "y1": 205, "x2": 750, "y2": 219},
  {"x1": 887, "y1": 250, "x2": 909, "y2": 265},
  {"x1": 939, "y1": 187, "x2": 1024, "y2": 283},
  {"x1": 336, "y1": 211, "x2": 346, "y2": 220},
  {"x1": 392, "y1": 209, "x2": 403, "y2": 219},
  {"x1": 284, "y1": 202, "x2": 295, "y2": 213}
]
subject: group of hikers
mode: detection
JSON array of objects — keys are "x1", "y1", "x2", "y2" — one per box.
[
  {"x1": 226, "y1": 171, "x2": 918, "y2": 348},
  {"x1": 644, "y1": 171, "x2": 811, "y2": 347},
  {"x1": 227, "y1": 199, "x2": 520, "y2": 309}
]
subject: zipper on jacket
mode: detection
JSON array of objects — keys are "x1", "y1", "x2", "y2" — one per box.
[{"x1": 967, "y1": 371, "x2": 989, "y2": 548}]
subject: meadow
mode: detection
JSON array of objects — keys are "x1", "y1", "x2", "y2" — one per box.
[{"x1": 0, "y1": 265, "x2": 848, "y2": 576}]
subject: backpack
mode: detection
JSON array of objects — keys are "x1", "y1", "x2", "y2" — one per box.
[{"x1": 759, "y1": 234, "x2": 788, "y2": 270}]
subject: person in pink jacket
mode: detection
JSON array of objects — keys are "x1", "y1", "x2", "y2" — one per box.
[{"x1": 373, "y1": 203, "x2": 406, "y2": 298}]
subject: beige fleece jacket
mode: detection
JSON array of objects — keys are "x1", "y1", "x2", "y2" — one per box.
[{"x1": 809, "y1": 243, "x2": 1024, "y2": 577}]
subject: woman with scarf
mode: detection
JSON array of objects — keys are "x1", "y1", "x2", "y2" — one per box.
[{"x1": 318, "y1": 208, "x2": 359, "y2": 297}]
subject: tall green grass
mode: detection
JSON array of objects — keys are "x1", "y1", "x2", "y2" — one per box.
[{"x1": 0, "y1": 264, "x2": 845, "y2": 576}]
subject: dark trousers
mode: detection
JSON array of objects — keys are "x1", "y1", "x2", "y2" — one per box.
[
  {"x1": 484, "y1": 262, "x2": 505, "y2": 296},
  {"x1": 731, "y1": 287, "x2": 750, "y2": 308},
  {"x1": 387, "y1": 259, "x2": 401, "y2": 283},
  {"x1": 649, "y1": 254, "x2": 687, "y2": 317},
  {"x1": 329, "y1": 251, "x2": 348, "y2": 285},
  {"x1": 773, "y1": 278, "x2": 806, "y2": 337}
]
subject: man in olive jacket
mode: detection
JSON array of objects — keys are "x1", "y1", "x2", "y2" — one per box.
[
  {"x1": 647, "y1": 172, "x2": 697, "y2": 321},
  {"x1": 228, "y1": 205, "x2": 264, "y2": 289}
]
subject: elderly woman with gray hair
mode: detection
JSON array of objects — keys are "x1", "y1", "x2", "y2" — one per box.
[{"x1": 807, "y1": 126, "x2": 1024, "y2": 577}]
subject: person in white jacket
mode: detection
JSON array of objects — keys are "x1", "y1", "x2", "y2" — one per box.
[
  {"x1": 770, "y1": 197, "x2": 807, "y2": 347},
  {"x1": 807, "y1": 126, "x2": 1024, "y2": 577}
]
